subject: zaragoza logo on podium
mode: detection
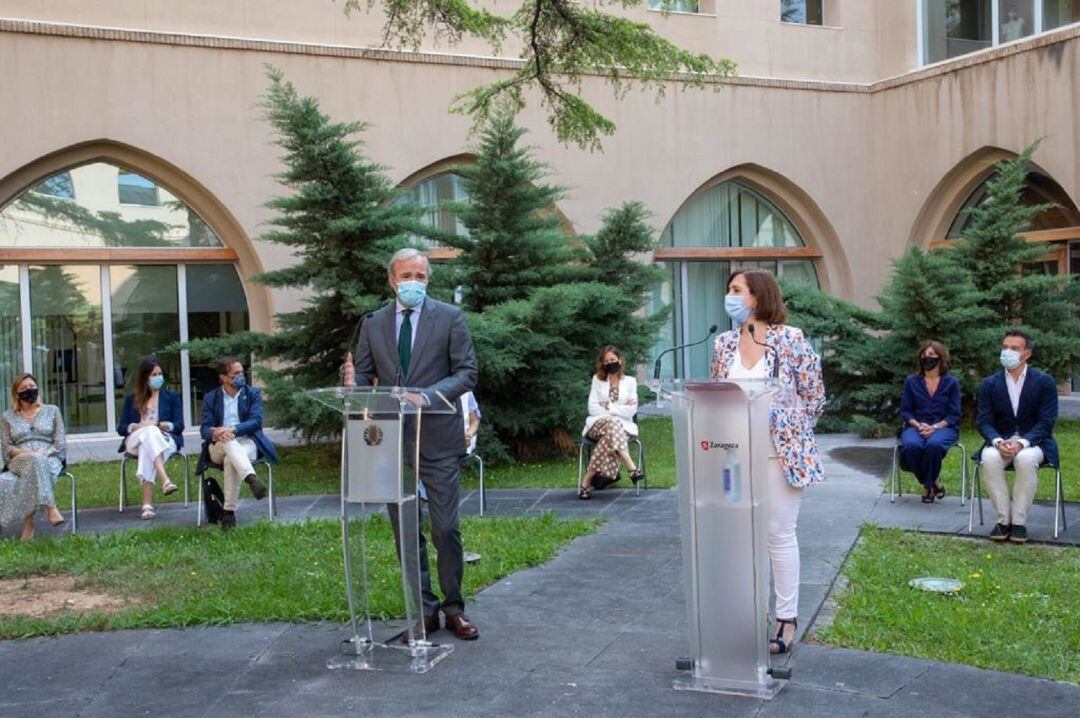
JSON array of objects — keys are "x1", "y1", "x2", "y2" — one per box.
[{"x1": 363, "y1": 424, "x2": 383, "y2": 446}]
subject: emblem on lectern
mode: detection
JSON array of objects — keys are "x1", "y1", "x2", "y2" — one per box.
[{"x1": 363, "y1": 424, "x2": 383, "y2": 446}]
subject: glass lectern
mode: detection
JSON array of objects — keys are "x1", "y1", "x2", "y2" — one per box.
[{"x1": 307, "y1": 386, "x2": 457, "y2": 674}]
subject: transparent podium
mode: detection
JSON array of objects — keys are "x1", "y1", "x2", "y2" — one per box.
[
  {"x1": 307, "y1": 386, "x2": 457, "y2": 674},
  {"x1": 661, "y1": 378, "x2": 792, "y2": 699}
]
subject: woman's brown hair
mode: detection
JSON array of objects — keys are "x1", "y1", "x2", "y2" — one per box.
[
  {"x1": 595, "y1": 345, "x2": 625, "y2": 381},
  {"x1": 917, "y1": 340, "x2": 951, "y2": 375},
  {"x1": 10, "y1": 373, "x2": 41, "y2": 408},
  {"x1": 727, "y1": 269, "x2": 788, "y2": 326},
  {"x1": 133, "y1": 357, "x2": 161, "y2": 413}
]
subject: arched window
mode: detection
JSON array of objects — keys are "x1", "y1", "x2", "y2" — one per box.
[
  {"x1": 0, "y1": 162, "x2": 249, "y2": 433},
  {"x1": 651, "y1": 180, "x2": 823, "y2": 379},
  {"x1": 947, "y1": 170, "x2": 1080, "y2": 238},
  {"x1": 394, "y1": 171, "x2": 470, "y2": 248}
]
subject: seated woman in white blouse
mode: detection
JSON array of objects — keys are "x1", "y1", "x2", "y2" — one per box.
[{"x1": 578, "y1": 346, "x2": 645, "y2": 499}]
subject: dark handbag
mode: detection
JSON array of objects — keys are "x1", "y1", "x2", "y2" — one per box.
[{"x1": 202, "y1": 476, "x2": 225, "y2": 524}]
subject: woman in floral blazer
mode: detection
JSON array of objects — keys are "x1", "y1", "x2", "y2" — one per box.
[{"x1": 710, "y1": 268, "x2": 826, "y2": 656}]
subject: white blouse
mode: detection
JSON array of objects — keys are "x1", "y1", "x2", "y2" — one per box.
[{"x1": 728, "y1": 354, "x2": 768, "y2": 379}]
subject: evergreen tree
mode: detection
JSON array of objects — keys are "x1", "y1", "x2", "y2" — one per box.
[
  {"x1": 952, "y1": 142, "x2": 1080, "y2": 381},
  {"x1": 442, "y1": 110, "x2": 588, "y2": 312},
  {"x1": 445, "y1": 116, "x2": 664, "y2": 459},
  {"x1": 181, "y1": 68, "x2": 422, "y2": 437}
]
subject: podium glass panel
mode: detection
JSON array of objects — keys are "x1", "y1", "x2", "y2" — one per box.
[
  {"x1": 664, "y1": 379, "x2": 796, "y2": 699},
  {"x1": 307, "y1": 386, "x2": 457, "y2": 674}
]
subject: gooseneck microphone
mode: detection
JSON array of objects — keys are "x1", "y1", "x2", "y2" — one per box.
[
  {"x1": 653, "y1": 325, "x2": 719, "y2": 380},
  {"x1": 747, "y1": 323, "x2": 780, "y2": 379}
]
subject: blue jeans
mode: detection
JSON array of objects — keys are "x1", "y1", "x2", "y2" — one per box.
[{"x1": 900, "y1": 426, "x2": 958, "y2": 489}]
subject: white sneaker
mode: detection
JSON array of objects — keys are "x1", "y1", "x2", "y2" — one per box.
[{"x1": 140, "y1": 504, "x2": 156, "y2": 520}]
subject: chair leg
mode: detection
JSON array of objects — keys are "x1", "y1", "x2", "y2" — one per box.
[
  {"x1": 265, "y1": 462, "x2": 275, "y2": 520},
  {"x1": 577, "y1": 443, "x2": 586, "y2": 490},
  {"x1": 958, "y1": 443, "x2": 967, "y2": 507},
  {"x1": 1055, "y1": 468, "x2": 1064, "y2": 539},
  {"x1": 182, "y1": 454, "x2": 190, "y2": 508},
  {"x1": 477, "y1": 454, "x2": 485, "y2": 517},
  {"x1": 119, "y1": 456, "x2": 127, "y2": 513},
  {"x1": 890, "y1": 445, "x2": 900, "y2": 503},
  {"x1": 968, "y1": 462, "x2": 980, "y2": 533},
  {"x1": 635, "y1": 439, "x2": 645, "y2": 495},
  {"x1": 197, "y1": 474, "x2": 204, "y2": 527},
  {"x1": 67, "y1": 472, "x2": 77, "y2": 534}
]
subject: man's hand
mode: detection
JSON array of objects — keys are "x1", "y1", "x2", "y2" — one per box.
[
  {"x1": 464, "y1": 427, "x2": 477, "y2": 448},
  {"x1": 211, "y1": 426, "x2": 236, "y2": 443},
  {"x1": 402, "y1": 392, "x2": 430, "y2": 408},
  {"x1": 342, "y1": 352, "x2": 356, "y2": 388},
  {"x1": 997, "y1": 440, "x2": 1018, "y2": 460}
]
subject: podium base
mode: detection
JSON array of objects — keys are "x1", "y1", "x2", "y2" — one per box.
[
  {"x1": 327, "y1": 636, "x2": 454, "y2": 674},
  {"x1": 673, "y1": 674, "x2": 784, "y2": 700}
]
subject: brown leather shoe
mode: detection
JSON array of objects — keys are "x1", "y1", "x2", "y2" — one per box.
[
  {"x1": 401, "y1": 614, "x2": 440, "y2": 644},
  {"x1": 445, "y1": 612, "x2": 479, "y2": 640}
]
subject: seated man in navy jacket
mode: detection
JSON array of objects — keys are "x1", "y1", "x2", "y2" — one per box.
[
  {"x1": 976, "y1": 328, "x2": 1058, "y2": 544},
  {"x1": 198, "y1": 356, "x2": 278, "y2": 530}
]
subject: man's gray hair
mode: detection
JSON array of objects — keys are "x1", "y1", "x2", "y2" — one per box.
[{"x1": 387, "y1": 247, "x2": 430, "y2": 276}]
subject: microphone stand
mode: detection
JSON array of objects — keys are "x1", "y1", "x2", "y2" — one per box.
[{"x1": 746, "y1": 323, "x2": 780, "y2": 379}]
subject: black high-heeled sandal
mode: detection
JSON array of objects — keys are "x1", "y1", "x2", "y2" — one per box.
[
  {"x1": 934, "y1": 481, "x2": 945, "y2": 500},
  {"x1": 630, "y1": 469, "x2": 646, "y2": 485},
  {"x1": 921, "y1": 486, "x2": 935, "y2": 503},
  {"x1": 578, "y1": 484, "x2": 592, "y2": 500},
  {"x1": 769, "y1": 617, "x2": 798, "y2": 655}
]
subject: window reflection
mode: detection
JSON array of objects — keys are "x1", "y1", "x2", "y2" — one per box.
[
  {"x1": 1000, "y1": 0, "x2": 1034, "y2": 41},
  {"x1": 1043, "y1": 0, "x2": 1080, "y2": 29},
  {"x1": 110, "y1": 265, "x2": 181, "y2": 421},
  {"x1": 186, "y1": 264, "x2": 250, "y2": 420},
  {"x1": 29, "y1": 265, "x2": 106, "y2": 433},
  {"x1": 395, "y1": 172, "x2": 470, "y2": 247},
  {"x1": 0, "y1": 162, "x2": 223, "y2": 248},
  {"x1": 781, "y1": 0, "x2": 823, "y2": 24},
  {"x1": 0, "y1": 266, "x2": 21, "y2": 413}
]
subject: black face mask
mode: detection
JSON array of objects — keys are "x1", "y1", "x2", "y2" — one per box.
[
  {"x1": 603, "y1": 361, "x2": 621, "y2": 375},
  {"x1": 17, "y1": 388, "x2": 38, "y2": 404},
  {"x1": 921, "y1": 357, "x2": 940, "y2": 371}
]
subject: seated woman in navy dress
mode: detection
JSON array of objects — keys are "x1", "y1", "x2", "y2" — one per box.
[{"x1": 900, "y1": 340, "x2": 961, "y2": 503}]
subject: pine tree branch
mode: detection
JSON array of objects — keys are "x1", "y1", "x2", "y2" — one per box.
[{"x1": 342, "y1": 0, "x2": 736, "y2": 150}]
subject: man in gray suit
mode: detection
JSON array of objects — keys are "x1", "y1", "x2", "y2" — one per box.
[{"x1": 343, "y1": 248, "x2": 479, "y2": 641}]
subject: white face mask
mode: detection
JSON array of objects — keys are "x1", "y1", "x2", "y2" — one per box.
[{"x1": 1000, "y1": 349, "x2": 1022, "y2": 370}]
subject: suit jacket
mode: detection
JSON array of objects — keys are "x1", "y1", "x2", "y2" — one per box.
[
  {"x1": 975, "y1": 367, "x2": 1059, "y2": 467},
  {"x1": 354, "y1": 296, "x2": 477, "y2": 462},
  {"x1": 196, "y1": 385, "x2": 278, "y2": 474},
  {"x1": 711, "y1": 324, "x2": 827, "y2": 488},
  {"x1": 117, "y1": 389, "x2": 185, "y2": 453},
  {"x1": 583, "y1": 375, "x2": 638, "y2": 437}
]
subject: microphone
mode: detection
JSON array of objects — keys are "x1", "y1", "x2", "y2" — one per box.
[
  {"x1": 747, "y1": 323, "x2": 779, "y2": 379},
  {"x1": 653, "y1": 325, "x2": 719, "y2": 380}
]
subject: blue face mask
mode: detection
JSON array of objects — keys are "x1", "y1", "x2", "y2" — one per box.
[
  {"x1": 231, "y1": 372, "x2": 246, "y2": 389},
  {"x1": 1000, "y1": 349, "x2": 1022, "y2": 370},
  {"x1": 724, "y1": 294, "x2": 753, "y2": 326},
  {"x1": 149, "y1": 375, "x2": 165, "y2": 390},
  {"x1": 396, "y1": 280, "x2": 427, "y2": 309}
]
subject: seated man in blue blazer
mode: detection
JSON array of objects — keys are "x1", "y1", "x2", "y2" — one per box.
[
  {"x1": 976, "y1": 328, "x2": 1058, "y2": 544},
  {"x1": 198, "y1": 356, "x2": 278, "y2": 530}
]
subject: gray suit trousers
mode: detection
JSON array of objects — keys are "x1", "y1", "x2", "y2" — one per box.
[{"x1": 387, "y1": 452, "x2": 464, "y2": 617}]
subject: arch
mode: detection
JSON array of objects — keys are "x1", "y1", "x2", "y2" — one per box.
[
  {"x1": 658, "y1": 163, "x2": 853, "y2": 298},
  {"x1": 396, "y1": 154, "x2": 578, "y2": 240},
  {"x1": 907, "y1": 145, "x2": 1080, "y2": 250},
  {"x1": 0, "y1": 139, "x2": 272, "y2": 332}
]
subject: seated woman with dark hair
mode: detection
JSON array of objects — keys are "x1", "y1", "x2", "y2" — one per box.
[
  {"x1": 900, "y1": 340, "x2": 961, "y2": 503},
  {"x1": 118, "y1": 357, "x2": 185, "y2": 520},
  {"x1": 578, "y1": 346, "x2": 645, "y2": 499}
]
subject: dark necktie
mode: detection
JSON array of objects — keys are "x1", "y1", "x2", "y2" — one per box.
[{"x1": 398, "y1": 309, "x2": 412, "y2": 375}]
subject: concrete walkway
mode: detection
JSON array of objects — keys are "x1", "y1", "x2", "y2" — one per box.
[{"x1": 1, "y1": 436, "x2": 1077, "y2": 717}]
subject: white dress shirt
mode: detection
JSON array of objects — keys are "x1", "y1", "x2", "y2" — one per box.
[
  {"x1": 223, "y1": 389, "x2": 240, "y2": 428},
  {"x1": 994, "y1": 365, "x2": 1030, "y2": 448}
]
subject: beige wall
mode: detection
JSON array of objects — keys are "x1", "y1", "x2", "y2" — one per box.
[
  {"x1": 0, "y1": 16, "x2": 1077, "y2": 329},
  {"x1": 0, "y1": 0, "x2": 921, "y2": 82}
]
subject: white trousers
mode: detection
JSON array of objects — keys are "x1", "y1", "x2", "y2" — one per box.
[
  {"x1": 209, "y1": 437, "x2": 257, "y2": 512},
  {"x1": 980, "y1": 444, "x2": 1044, "y2": 527},
  {"x1": 125, "y1": 427, "x2": 175, "y2": 485},
  {"x1": 768, "y1": 456, "x2": 804, "y2": 620}
]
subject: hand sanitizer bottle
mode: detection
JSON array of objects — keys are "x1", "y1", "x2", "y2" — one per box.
[{"x1": 723, "y1": 448, "x2": 742, "y2": 503}]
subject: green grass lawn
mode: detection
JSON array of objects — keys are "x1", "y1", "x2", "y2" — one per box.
[
  {"x1": 892, "y1": 419, "x2": 1080, "y2": 502},
  {"x1": 0, "y1": 513, "x2": 600, "y2": 639},
  {"x1": 817, "y1": 526, "x2": 1080, "y2": 684},
  {"x1": 55, "y1": 417, "x2": 678, "y2": 511}
]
